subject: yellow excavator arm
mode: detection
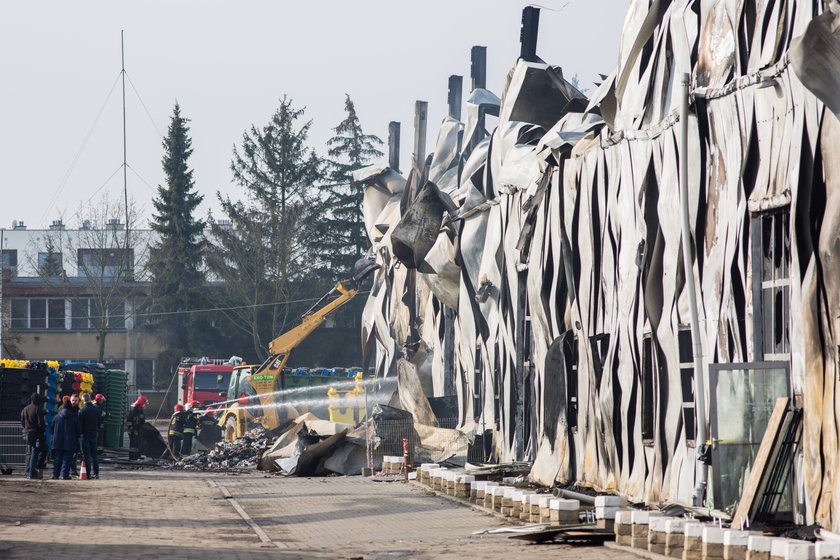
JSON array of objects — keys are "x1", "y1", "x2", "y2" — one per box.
[{"x1": 267, "y1": 281, "x2": 357, "y2": 356}]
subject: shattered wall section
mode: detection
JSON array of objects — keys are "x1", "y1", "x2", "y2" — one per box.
[{"x1": 357, "y1": 0, "x2": 840, "y2": 529}]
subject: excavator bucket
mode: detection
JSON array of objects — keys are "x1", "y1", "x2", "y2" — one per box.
[{"x1": 352, "y1": 257, "x2": 380, "y2": 285}]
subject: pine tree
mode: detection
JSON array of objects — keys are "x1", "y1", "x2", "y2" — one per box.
[
  {"x1": 148, "y1": 103, "x2": 205, "y2": 354},
  {"x1": 314, "y1": 95, "x2": 383, "y2": 276},
  {"x1": 206, "y1": 96, "x2": 323, "y2": 359}
]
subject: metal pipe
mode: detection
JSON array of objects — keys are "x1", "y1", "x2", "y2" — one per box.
[
  {"x1": 678, "y1": 73, "x2": 708, "y2": 506},
  {"x1": 553, "y1": 488, "x2": 596, "y2": 506}
]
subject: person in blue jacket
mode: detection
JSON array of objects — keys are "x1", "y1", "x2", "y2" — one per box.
[{"x1": 51, "y1": 397, "x2": 81, "y2": 480}]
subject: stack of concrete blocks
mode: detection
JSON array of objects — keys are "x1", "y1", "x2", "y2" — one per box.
[
  {"x1": 490, "y1": 486, "x2": 507, "y2": 512},
  {"x1": 482, "y1": 482, "x2": 499, "y2": 508},
  {"x1": 595, "y1": 495, "x2": 622, "y2": 529},
  {"x1": 702, "y1": 527, "x2": 726, "y2": 560},
  {"x1": 614, "y1": 510, "x2": 633, "y2": 546},
  {"x1": 537, "y1": 495, "x2": 554, "y2": 523},
  {"x1": 722, "y1": 530, "x2": 752, "y2": 560},
  {"x1": 431, "y1": 468, "x2": 448, "y2": 491},
  {"x1": 454, "y1": 474, "x2": 474, "y2": 499},
  {"x1": 682, "y1": 522, "x2": 706, "y2": 560},
  {"x1": 442, "y1": 471, "x2": 456, "y2": 495},
  {"x1": 647, "y1": 516, "x2": 670, "y2": 555},
  {"x1": 769, "y1": 540, "x2": 816, "y2": 560},
  {"x1": 500, "y1": 487, "x2": 516, "y2": 515},
  {"x1": 519, "y1": 491, "x2": 538, "y2": 521},
  {"x1": 527, "y1": 494, "x2": 545, "y2": 523},
  {"x1": 816, "y1": 542, "x2": 840, "y2": 559},
  {"x1": 472, "y1": 480, "x2": 491, "y2": 504},
  {"x1": 664, "y1": 518, "x2": 686, "y2": 558},
  {"x1": 630, "y1": 511, "x2": 662, "y2": 550},
  {"x1": 549, "y1": 498, "x2": 580, "y2": 525},
  {"x1": 418, "y1": 463, "x2": 438, "y2": 486}
]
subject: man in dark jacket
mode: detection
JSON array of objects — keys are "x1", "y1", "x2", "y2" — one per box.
[
  {"x1": 20, "y1": 393, "x2": 46, "y2": 479},
  {"x1": 126, "y1": 396, "x2": 148, "y2": 460},
  {"x1": 51, "y1": 400, "x2": 81, "y2": 480},
  {"x1": 78, "y1": 394, "x2": 102, "y2": 479},
  {"x1": 181, "y1": 401, "x2": 199, "y2": 456}
]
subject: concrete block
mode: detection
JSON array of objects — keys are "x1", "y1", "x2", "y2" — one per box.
[
  {"x1": 482, "y1": 483, "x2": 498, "y2": 508},
  {"x1": 502, "y1": 476, "x2": 519, "y2": 484},
  {"x1": 703, "y1": 527, "x2": 726, "y2": 560},
  {"x1": 815, "y1": 542, "x2": 840, "y2": 559},
  {"x1": 648, "y1": 517, "x2": 670, "y2": 555},
  {"x1": 594, "y1": 495, "x2": 625, "y2": 507},
  {"x1": 723, "y1": 530, "x2": 752, "y2": 560},
  {"x1": 747, "y1": 535, "x2": 773, "y2": 560},
  {"x1": 550, "y1": 498, "x2": 581, "y2": 511},
  {"x1": 769, "y1": 539, "x2": 815, "y2": 560},
  {"x1": 615, "y1": 510, "x2": 633, "y2": 546},
  {"x1": 664, "y1": 519, "x2": 686, "y2": 558},
  {"x1": 596, "y1": 506, "x2": 618, "y2": 520},
  {"x1": 683, "y1": 523, "x2": 707, "y2": 560}
]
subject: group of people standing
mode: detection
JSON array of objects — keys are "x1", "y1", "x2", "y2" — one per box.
[
  {"x1": 20, "y1": 392, "x2": 105, "y2": 480},
  {"x1": 167, "y1": 401, "x2": 208, "y2": 458}
]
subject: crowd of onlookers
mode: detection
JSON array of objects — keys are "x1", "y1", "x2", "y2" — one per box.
[{"x1": 20, "y1": 392, "x2": 105, "y2": 480}]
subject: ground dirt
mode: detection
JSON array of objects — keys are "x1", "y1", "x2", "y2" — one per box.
[{"x1": 0, "y1": 466, "x2": 632, "y2": 559}]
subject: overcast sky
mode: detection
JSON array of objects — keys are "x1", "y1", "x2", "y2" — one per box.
[{"x1": 0, "y1": 1, "x2": 628, "y2": 230}]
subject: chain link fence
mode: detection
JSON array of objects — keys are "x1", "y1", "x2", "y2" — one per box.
[{"x1": 0, "y1": 421, "x2": 27, "y2": 468}]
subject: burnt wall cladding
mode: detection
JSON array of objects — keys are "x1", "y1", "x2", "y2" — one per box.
[{"x1": 358, "y1": 0, "x2": 840, "y2": 528}]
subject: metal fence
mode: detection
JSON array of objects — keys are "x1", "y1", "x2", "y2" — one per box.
[
  {"x1": 0, "y1": 422, "x2": 27, "y2": 468},
  {"x1": 367, "y1": 417, "x2": 490, "y2": 468}
]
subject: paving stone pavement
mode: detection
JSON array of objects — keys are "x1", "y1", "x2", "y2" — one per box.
[{"x1": 0, "y1": 467, "x2": 633, "y2": 559}]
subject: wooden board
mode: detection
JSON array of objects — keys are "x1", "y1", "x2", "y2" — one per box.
[{"x1": 731, "y1": 397, "x2": 790, "y2": 527}]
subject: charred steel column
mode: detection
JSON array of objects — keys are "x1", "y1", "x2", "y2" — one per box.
[
  {"x1": 679, "y1": 73, "x2": 708, "y2": 506},
  {"x1": 447, "y1": 75, "x2": 463, "y2": 122},
  {"x1": 388, "y1": 121, "x2": 401, "y2": 173},
  {"x1": 413, "y1": 100, "x2": 428, "y2": 174},
  {"x1": 520, "y1": 6, "x2": 540, "y2": 62},
  {"x1": 470, "y1": 46, "x2": 487, "y2": 91},
  {"x1": 442, "y1": 77, "x2": 463, "y2": 397}
]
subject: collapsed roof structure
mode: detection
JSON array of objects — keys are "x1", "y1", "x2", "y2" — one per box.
[{"x1": 355, "y1": 1, "x2": 840, "y2": 529}]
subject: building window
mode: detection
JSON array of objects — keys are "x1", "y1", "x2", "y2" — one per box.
[
  {"x1": 135, "y1": 359, "x2": 155, "y2": 390},
  {"x1": 641, "y1": 334, "x2": 655, "y2": 441},
  {"x1": 1, "y1": 249, "x2": 17, "y2": 277},
  {"x1": 9, "y1": 298, "x2": 66, "y2": 330},
  {"x1": 70, "y1": 298, "x2": 126, "y2": 330},
  {"x1": 758, "y1": 211, "x2": 790, "y2": 359},
  {"x1": 678, "y1": 329, "x2": 696, "y2": 442},
  {"x1": 38, "y1": 251, "x2": 64, "y2": 276},
  {"x1": 77, "y1": 248, "x2": 134, "y2": 279},
  {"x1": 590, "y1": 333, "x2": 610, "y2": 388}
]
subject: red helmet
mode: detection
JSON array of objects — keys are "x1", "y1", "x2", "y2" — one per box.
[
  {"x1": 190, "y1": 400, "x2": 201, "y2": 408},
  {"x1": 173, "y1": 404, "x2": 185, "y2": 412},
  {"x1": 133, "y1": 396, "x2": 148, "y2": 408},
  {"x1": 94, "y1": 393, "x2": 105, "y2": 403},
  {"x1": 62, "y1": 395, "x2": 71, "y2": 402}
]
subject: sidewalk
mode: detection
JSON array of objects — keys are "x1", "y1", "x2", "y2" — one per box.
[{"x1": 0, "y1": 468, "x2": 631, "y2": 559}]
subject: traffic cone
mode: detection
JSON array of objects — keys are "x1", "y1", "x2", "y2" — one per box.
[{"x1": 79, "y1": 460, "x2": 88, "y2": 480}]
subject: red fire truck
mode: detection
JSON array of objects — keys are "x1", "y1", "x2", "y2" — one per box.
[{"x1": 177, "y1": 358, "x2": 236, "y2": 406}]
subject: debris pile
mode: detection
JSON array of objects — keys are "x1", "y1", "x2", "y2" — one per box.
[{"x1": 177, "y1": 428, "x2": 272, "y2": 470}]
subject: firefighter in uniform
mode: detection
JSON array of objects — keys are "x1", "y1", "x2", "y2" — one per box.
[
  {"x1": 181, "y1": 401, "x2": 200, "y2": 456},
  {"x1": 126, "y1": 396, "x2": 148, "y2": 460},
  {"x1": 168, "y1": 404, "x2": 187, "y2": 459}
]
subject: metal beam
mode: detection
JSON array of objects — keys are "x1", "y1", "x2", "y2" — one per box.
[
  {"x1": 447, "y1": 75, "x2": 463, "y2": 120},
  {"x1": 388, "y1": 121, "x2": 401, "y2": 173},
  {"x1": 470, "y1": 46, "x2": 487, "y2": 91},
  {"x1": 520, "y1": 7, "x2": 540, "y2": 62},
  {"x1": 413, "y1": 100, "x2": 428, "y2": 171}
]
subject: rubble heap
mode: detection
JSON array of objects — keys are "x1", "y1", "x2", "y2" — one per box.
[{"x1": 176, "y1": 428, "x2": 273, "y2": 470}]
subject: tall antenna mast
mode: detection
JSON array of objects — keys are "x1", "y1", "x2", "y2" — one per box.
[{"x1": 121, "y1": 30, "x2": 129, "y2": 229}]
